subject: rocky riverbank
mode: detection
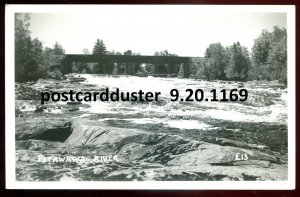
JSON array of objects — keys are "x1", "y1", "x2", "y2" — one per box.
[{"x1": 15, "y1": 76, "x2": 288, "y2": 181}]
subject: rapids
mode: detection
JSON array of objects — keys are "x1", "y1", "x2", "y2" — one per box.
[{"x1": 77, "y1": 74, "x2": 287, "y2": 130}]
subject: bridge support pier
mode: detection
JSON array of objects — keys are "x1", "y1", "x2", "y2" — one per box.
[
  {"x1": 112, "y1": 63, "x2": 119, "y2": 75},
  {"x1": 62, "y1": 59, "x2": 72, "y2": 75},
  {"x1": 125, "y1": 63, "x2": 135, "y2": 75},
  {"x1": 178, "y1": 63, "x2": 190, "y2": 78},
  {"x1": 183, "y1": 63, "x2": 190, "y2": 78}
]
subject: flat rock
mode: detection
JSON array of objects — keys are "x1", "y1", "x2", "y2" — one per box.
[{"x1": 168, "y1": 143, "x2": 277, "y2": 166}]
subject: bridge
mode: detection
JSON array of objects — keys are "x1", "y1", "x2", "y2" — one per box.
[{"x1": 62, "y1": 54, "x2": 195, "y2": 78}]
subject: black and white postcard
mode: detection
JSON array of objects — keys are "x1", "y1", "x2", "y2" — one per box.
[{"x1": 5, "y1": 5, "x2": 295, "y2": 189}]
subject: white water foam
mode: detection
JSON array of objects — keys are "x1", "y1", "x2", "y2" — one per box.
[{"x1": 79, "y1": 75, "x2": 287, "y2": 125}]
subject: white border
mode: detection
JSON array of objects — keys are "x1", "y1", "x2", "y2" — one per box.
[{"x1": 5, "y1": 5, "x2": 296, "y2": 190}]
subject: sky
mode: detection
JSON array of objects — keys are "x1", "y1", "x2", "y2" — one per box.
[{"x1": 27, "y1": 6, "x2": 287, "y2": 57}]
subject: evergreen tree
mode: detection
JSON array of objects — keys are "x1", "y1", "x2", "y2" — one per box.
[{"x1": 92, "y1": 39, "x2": 107, "y2": 55}]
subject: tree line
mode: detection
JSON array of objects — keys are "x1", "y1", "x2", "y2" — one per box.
[
  {"x1": 191, "y1": 26, "x2": 287, "y2": 84},
  {"x1": 15, "y1": 14, "x2": 66, "y2": 82},
  {"x1": 15, "y1": 14, "x2": 287, "y2": 84}
]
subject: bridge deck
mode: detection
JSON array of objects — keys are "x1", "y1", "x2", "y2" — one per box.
[
  {"x1": 64, "y1": 54, "x2": 191, "y2": 64},
  {"x1": 62, "y1": 54, "x2": 198, "y2": 78}
]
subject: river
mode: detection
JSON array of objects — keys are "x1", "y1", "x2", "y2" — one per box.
[{"x1": 15, "y1": 74, "x2": 289, "y2": 181}]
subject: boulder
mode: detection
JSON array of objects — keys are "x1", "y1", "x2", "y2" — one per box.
[
  {"x1": 15, "y1": 117, "x2": 72, "y2": 142},
  {"x1": 65, "y1": 119, "x2": 147, "y2": 146}
]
